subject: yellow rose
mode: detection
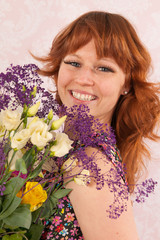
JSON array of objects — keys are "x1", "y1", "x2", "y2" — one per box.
[{"x1": 17, "y1": 182, "x2": 47, "y2": 212}]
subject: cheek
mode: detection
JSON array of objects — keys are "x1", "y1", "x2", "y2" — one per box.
[
  {"x1": 100, "y1": 83, "x2": 118, "y2": 97},
  {"x1": 100, "y1": 82, "x2": 124, "y2": 100},
  {"x1": 57, "y1": 71, "x2": 66, "y2": 92},
  {"x1": 57, "y1": 68, "x2": 71, "y2": 91}
]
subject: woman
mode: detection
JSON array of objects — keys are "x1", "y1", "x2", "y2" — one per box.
[{"x1": 38, "y1": 11, "x2": 160, "y2": 240}]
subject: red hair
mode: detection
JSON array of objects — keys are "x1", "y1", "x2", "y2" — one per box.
[{"x1": 36, "y1": 11, "x2": 160, "y2": 192}]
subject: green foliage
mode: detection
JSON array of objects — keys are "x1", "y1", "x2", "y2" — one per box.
[
  {"x1": 0, "y1": 196, "x2": 22, "y2": 220},
  {"x1": 2, "y1": 233, "x2": 23, "y2": 240},
  {"x1": 3, "y1": 204, "x2": 31, "y2": 229},
  {"x1": 25, "y1": 223, "x2": 44, "y2": 240},
  {"x1": 0, "y1": 86, "x2": 72, "y2": 240},
  {"x1": 3, "y1": 177, "x2": 25, "y2": 195},
  {"x1": 15, "y1": 159, "x2": 27, "y2": 174}
]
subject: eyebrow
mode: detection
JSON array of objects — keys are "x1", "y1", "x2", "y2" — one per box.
[{"x1": 65, "y1": 54, "x2": 118, "y2": 66}]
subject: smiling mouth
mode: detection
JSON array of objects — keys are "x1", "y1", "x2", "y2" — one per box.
[{"x1": 71, "y1": 91, "x2": 97, "y2": 101}]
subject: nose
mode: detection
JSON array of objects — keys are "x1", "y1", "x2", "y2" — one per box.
[{"x1": 75, "y1": 67, "x2": 95, "y2": 86}]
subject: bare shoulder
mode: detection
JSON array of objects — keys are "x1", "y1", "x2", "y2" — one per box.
[{"x1": 64, "y1": 147, "x2": 139, "y2": 240}]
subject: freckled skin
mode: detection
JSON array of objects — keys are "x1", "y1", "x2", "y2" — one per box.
[{"x1": 57, "y1": 40, "x2": 127, "y2": 125}]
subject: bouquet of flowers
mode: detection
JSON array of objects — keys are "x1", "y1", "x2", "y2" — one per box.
[
  {"x1": 0, "y1": 64, "x2": 157, "y2": 240},
  {"x1": 0, "y1": 65, "x2": 76, "y2": 239}
]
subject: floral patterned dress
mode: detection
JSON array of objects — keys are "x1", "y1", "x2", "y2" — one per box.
[{"x1": 40, "y1": 140, "x2": 125, "y2": 240}]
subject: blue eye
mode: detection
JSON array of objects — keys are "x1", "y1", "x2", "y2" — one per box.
[
  {"x1": 64, "y1": 61, "x2": 80, "y2": 67},
  {"x1": 98, "y1": 66, "x2": 114, "y2": 72}
]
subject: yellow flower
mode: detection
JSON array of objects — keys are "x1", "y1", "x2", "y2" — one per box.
[{"x1": 17, "y1": 182, "x2": 47, "y2": 212}]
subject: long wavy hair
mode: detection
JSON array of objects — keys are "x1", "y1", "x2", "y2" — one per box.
[{"x1": 35, "y1": 11, "x2": 160, "y2": 192}]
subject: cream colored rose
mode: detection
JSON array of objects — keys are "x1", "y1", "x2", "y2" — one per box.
[
  {"x1": 74, "y1": 169, "x2": 90, "y2": 186},
  {"x1": 61, "y1": 157, "x2": 78, "y2": 172},
  {"x1": 50, "y1": 132, "x2": 73, "y2": 157},
  {"x1": 30, "y1": 121, "x2": 53, "y2": 148},
  {"x1": 0, "y1": 121, "x2": 6, "y2": 142},
  {"x1": 8, "y1": 149, "x2": 23, "y2": 171},
  {"x1": 11, "y1": 129, "x2": 30, "y2": 149},
  {"x1": 0, "y1": 109, "x2": 21, "y2": 131},
  {"x1": 26, "y1": 116, "x2": 39, "y2": 130}
]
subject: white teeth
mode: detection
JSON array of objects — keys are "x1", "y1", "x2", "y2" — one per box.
[{"x1": 72, "y1": 91, "x2": 96, "y2": 101}]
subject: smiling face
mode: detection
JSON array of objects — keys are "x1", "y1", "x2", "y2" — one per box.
[{"x1": 57, "y1": 40, "x2": 127, "y2": 125}]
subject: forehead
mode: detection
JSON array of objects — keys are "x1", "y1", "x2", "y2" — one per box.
[{"x1": 65, "y1": 40, "x2": 123, "y2": 68}]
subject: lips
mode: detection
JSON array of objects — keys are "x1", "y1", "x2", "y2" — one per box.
[{"x1": 70, "y1": 90, "x2": 97, "y2": 101}]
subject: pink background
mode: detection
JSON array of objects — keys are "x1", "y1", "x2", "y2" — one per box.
[{"x1": 0, "y1": 1, "x2": 160, "y2": 239}]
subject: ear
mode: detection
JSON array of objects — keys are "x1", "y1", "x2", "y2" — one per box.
[
  {"x1": 121, "y1": 84, "x2": 130, "y2": 96},
  {"x1": 121, "y1": 89, "x2": 128, "y2": 95}
]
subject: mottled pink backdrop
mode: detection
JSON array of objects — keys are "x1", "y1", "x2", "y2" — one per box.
[{"x1": 0, "y1": 1, "x2": 160, "y2": 239}]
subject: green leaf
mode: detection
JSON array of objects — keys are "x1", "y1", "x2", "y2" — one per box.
[
  {"x1": 2, "y1": 235, "x2": 10, "y2": 240},
  {"x1": 52, "y1": 188, "x2": 72, "y2": 199},
  {"x1": 25, "y1": 223, "x2": 44, "y2": 240},
  {"x1": 0, "y1": 171, "x2": 11, "y2": 185},
  {"x1": 22, "y1": 148, "x2": 36, "y2": 169},
  {"x1": 15, "y1": 158, "x2": 27, "y2": 174},
  {"x1": 49, "y1": 195, "x2": 58, "y2": 206},
  {"x1": 3, "y1": 204, "x2": 31, "y2": 229},
  {"x1": 3, "y1": 224, "x2": 18, "y2": 230},
  {"x1": 3, "y1": 177, "x2": 25, "y2": 195},
  {"x1": 0, "y1": 228, "x2": 6, "y2": 233},
  {"x1": 0, "y1": 197, "x2": 3, "y2": 212},
  {"x1": 10, "y1": 233, "x2": 23, "y2": 240},
  {"x1": 36, "y1": 188, "x2": 72, "y2": 219},
  {"x1": 0, "y1": 219, "x2": 3, "y2": 228},
  {"x1": 38, "y1": 199, "x2": 54, "y2": 219},
  {"x1": 28, "y1": 160, "x2": 44, "y2": 179},
  {"x1": 0, "y1": 196, "x2": 21, "y2": 220},
  {"x1": 31, "y1": 207, "x2": 42, "y2": 223},
  {"x1": 4, "y1": 142, "x2": 11, "y2": 155}
]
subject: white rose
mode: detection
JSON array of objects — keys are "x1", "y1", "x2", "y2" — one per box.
[
  {"x1": 26, "y1": 116, "x2": 39, "y2": 130},
  {"x1": 0, "y1": 109, "x2": 21, "y2": 131},
  {"x1": 11, "y1": 129, "x2": 30, "y2": 149},
  {"x1": 50, "y1": 132, "x2": 73, "y2": 157},
  {"x1": 74, "y1": 169, "x2": 90, "y2": 186},
  {"x1": 8, "y1": 149, "x2": 23, "y2": 171},
  {"x1": 0, "y1": 121, "x2": 6, "y2": 142},
  {"x1": 30, "y1": 121, "x2": 53, "y2": 148},
  {"x1": 61, "y1": 157, "x2": 78, "y2": 172}
]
